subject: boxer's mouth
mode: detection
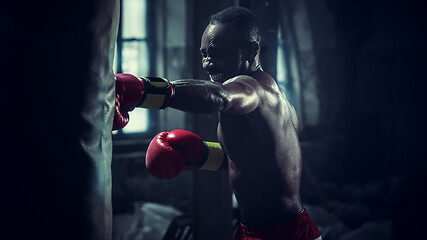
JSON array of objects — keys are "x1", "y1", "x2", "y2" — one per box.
[{"x1": 209, "y1": 73, "x2": 225, "y2": 82}]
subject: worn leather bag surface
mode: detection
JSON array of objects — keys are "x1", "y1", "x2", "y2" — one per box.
[{"x1": 1, "y1": 1, "x2": 119, "y2": 239}]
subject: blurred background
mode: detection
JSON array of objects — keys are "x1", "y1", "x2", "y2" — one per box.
[{"x1": 110, "y1": 0, "x2": 426, "y2": 239}]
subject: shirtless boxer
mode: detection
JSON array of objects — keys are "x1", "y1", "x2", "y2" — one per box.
[{"x1": 114, "y1": 6, "x2": 321, "y2": 240}]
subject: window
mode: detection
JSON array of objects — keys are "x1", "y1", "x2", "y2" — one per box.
[
  {"x1": 115, "y1": 0, "x2": 152, "y2": 135},
  {"x1": 277, "y1": 27, "x2": 289, "y2": 97},
  {"x1": 277, "y1": 25, "x2": 302, "y2": 127},
  {"x1": 277, "y1": 26, "x2": 298, "y2": 109},
  {"x1": 277, "y1": 35, "x2": 287, "y2": 86}
]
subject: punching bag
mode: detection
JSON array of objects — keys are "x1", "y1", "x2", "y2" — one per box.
[{"x1": 1, "y1": 0, "x2": 119, "y2": 239}]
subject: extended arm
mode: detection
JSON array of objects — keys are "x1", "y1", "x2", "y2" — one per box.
[
  {"x1": 113, "y1": 73, "x2": 261, "y2": 130},
  {"x1": 169, "y1": 76, "x2": 261, "y2": 114}
]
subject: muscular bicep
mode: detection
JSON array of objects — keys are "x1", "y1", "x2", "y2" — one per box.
[
  {"x1": 168, "y1": 77, "x2": 260, "y2": 114},
  {"x1": 169, "y1": 79, "x2": 229, "y2": 113},
  {"x1": 222, "y1": 76, "x2": 261, "y2": 115}
]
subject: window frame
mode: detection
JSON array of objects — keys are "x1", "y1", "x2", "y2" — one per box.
[{"x1": 113, "y1": 0, "x2": 159, "y2": 140}]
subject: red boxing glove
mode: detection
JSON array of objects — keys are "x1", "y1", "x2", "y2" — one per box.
[
  {"x1": 115, "y1": 73, "x2": 145, "y2": 112},
  {"x1": 145, "y1": 131, "x2": 186, "y2": 179},
  {"x1": 113, "y1": 97, "x2": 129, "y2": 131},
  {"x1": 112, "y1": 73, "x2": 174, "y2": 130},
  {"x1": 146, "y1": 129, "x2": 227, "y2": 179}
]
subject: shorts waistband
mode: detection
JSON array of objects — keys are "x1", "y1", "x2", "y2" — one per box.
[{"x1": 237, "y1": 209, "x2": 321, "y2": 239}]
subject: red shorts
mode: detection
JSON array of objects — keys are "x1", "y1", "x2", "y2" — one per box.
[{"x1": 235, "y1": 209, "x2": 321, "y2": 240}]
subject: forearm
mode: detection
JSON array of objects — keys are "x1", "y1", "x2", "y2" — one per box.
[{"x1": 169, "y1": 79, "x2": 230, "y2": 113}]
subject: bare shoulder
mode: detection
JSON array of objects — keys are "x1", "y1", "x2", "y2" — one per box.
[
  {"x1": 223, "y1": 74, "x2": 261, "y2": 89},
  {"x1": 220, "y1": 74, "x2": 263, "y2": 115},
  {"x1": 223, "y1": 71, "x2": 276, "y2": 90},
  {"x1": 249, "y1": 71, "x2": 300, "y2": 133}
]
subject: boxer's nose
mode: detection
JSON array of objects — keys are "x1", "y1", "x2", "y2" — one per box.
[{"x1": 202, "y1": 56, "x2": 216, "y2": 70}]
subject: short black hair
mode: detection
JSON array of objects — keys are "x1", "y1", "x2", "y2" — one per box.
[{"x1": 209, "y1": 6, "x2": 261, "y2": 43}]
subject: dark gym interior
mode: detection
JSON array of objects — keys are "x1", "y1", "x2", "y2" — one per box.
[{"x1": 2, "y1": 0, "x2": 426, "y2": 239}]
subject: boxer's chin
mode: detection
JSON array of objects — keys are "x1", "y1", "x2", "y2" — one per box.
[{"x1": 209, "y1": 73, "x2": 225, "y2": 82}]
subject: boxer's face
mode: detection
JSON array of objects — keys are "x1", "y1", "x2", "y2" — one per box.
[{"x1": 200, "y1": 23, "x2": 245, "y2": 83}]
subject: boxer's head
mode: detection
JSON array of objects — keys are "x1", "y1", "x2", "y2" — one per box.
[{"x1": 201, "y1": 7, "x2": 261, "y2": 83}]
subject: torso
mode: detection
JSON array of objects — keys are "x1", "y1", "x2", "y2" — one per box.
[{"x1": 217, "y1": 71, "x2": 303, "y2": 227}]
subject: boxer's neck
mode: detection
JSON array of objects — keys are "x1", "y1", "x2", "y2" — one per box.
[{"x1": 246, "y1": 56, "x2": 263, "y2": 74}]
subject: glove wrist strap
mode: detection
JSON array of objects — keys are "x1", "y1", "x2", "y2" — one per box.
[
  {"x1": 200, "y1": 141, "x2": 227, "y2": 171},
  {"x1": 138, "y1": 77, "x2": 174, "y2": 109}
]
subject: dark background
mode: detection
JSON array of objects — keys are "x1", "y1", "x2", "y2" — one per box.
[
  {"x1": 2, "y1": 0, "x2": 426, "y2": 239},
  {"x1": 113, "y1": 0, "x2": 427, "y2": 239}
]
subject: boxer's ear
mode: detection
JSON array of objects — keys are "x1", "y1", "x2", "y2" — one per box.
[{"x1": 241, "y1": 41, "x2": 259, "y2": 61}]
